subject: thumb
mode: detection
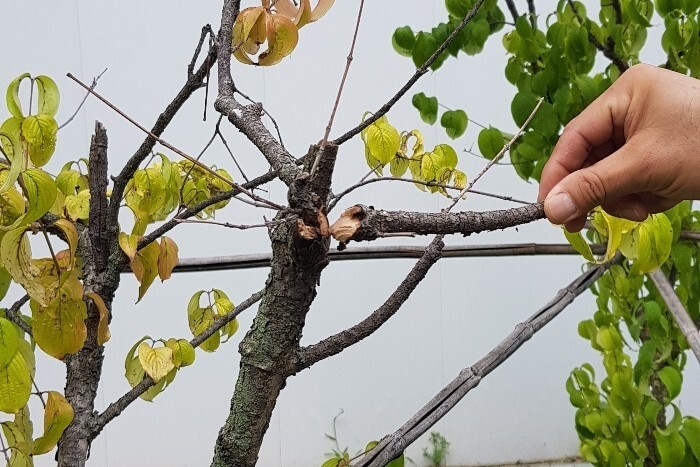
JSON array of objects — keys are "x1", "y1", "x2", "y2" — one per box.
[{"x1": 543, "y1": 141, "x2": 646, "y2": 225}]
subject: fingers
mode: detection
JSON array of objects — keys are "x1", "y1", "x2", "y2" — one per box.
[
  {"x1": 543, "y1": 139, "x2": 648, "y2": 227},
  {"x1": 538, "y1": 80, "x2": 632, "y2": 202}
]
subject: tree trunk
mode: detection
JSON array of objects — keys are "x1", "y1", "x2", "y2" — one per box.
[
  {"x1": 57, "y1": 123, "x2": 117, "y2": 467},
  {"x1": 212, "y1": 145, "x2": 336, "y2": 466}
]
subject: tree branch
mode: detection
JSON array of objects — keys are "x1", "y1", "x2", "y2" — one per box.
[
  {"x1": 566, "y1": 0, "x2": 628, "y2": 73},
  {"x1": 104, "y1": 26, "x2": 218, "y2": 232},
  {"x1": 294, "y1": 237, "x2": 444, "y2": 372},
  {"x1": 357, "y1": 261, "x2": 613, "y2": 466},
  {"x1": 504, "y1": 0, "x2": 519, "y2": 22},
  {"x1": 5, "y1": 295, "x2": 31, "y2": 336},
  {"x1": 332, "y1": 0, "x2": 488, "y2": 145},
  {"x1": 215, "y1": 0, "x2": 300, "y2": 186},
  {"x1": 648, "y1": 269, "x2": 700, "y2": 364},
  {"x1": 137, "y1": 169, "x2": 279, "y2": 250},
  {"x1": 329, "y1": 203, "x2": 544, "y2": 245},
  {"x1": 90, "y1": 288, "x2": 264, "y2": 439}
]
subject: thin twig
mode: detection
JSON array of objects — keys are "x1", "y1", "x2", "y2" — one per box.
[
  {"x1": 0, "y1": 431, "x2": 9, "y2": 464},
  {"x1": 357, "y1": 262, "x2": 613, "y2": 466},
  {"x1": 217, "y1": 126, "x2": 251, "y2": 183},
  {"x1": 311, "y1": 0, "x2": 366, "y2": 176},
  {"x1": 332, "y1": 0, "x2": 488, "y2": 145},
  {"x1": 527, "y1": 0, "x2": 537, "y2": 29},
  {"x1": 328, "y1": 176, "x2": 530, "y2": 212},
  {"x1": 5, "y1": 295, "x2": 31, "y2": 336},
  {"x1": 446, "y1": 98, "x2": 543, "y2": 212},
  {"x1": 58, "y1": 68, "x2": 108, "y2": 130},
  {"x1": 157, "y1": 243, "x2": 607, "y2": 274},
  {"x1": 175, "y1": 217, "x2": 290, "y2": 231},
  {"x1": 649, "y1": 269, "x2": 700, "y2": 364},
  {"x1": 91, "y1": 288, "x2": 264, "y2": 437},
  {"x1": 611, "y1": 0, "x2": 623, "y2": 24},
  {"x1": 31, "y1": 377, "x2": 46, "y2": 409},
  {"x1": 68, "y1": 73, "x2": 286, "y2": 211}
]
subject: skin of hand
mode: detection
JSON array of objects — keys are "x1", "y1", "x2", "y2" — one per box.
[{"x1": 538, "y1": 64, "x2": 700, "y2": 232}]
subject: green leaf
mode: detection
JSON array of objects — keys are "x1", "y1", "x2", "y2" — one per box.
[
  {"x1": 446, "y1": 0, "x2": 472, "y2": 17},
  {"x1": 421, "y1": 144, "x2": 458, "y2": 180},
  {"x1": 511, "y1": 91, "x2": 539, "y2": 127},
  {"x1": 6, "y1": 73, "x2": 31, "y2": 119},
  {"x1": 655, "y1": 430, "x2": 686, "y2": 466},
  {"x1": 477, "y1": 127, "x2": 505, "y2": 160},
  {"x1": 0, "y1": 267, "x2": 11, "y2": 301},
  {"x1": 0, "y1": 130, "x2": 24, "y2": 196},
  {"x1": 681, "y1": 417, "x2": 700, "y2": 459},
  {"x1": 392, "y1": 26, "x2": 415, "y2": 57},
  {"x1": 165, "y1": 338, "x2": 196, "y2": 368},
  {"x1": 412, "y1": 93, "x2": 439, "y2": 125},
  {"x1": 630, "y1": 213, "x2": 673, "y2": 274},
  {"x1": 658, "y1": 366, "x2": 682, "y2": 400},
  {"x1": 564, "y1": 229, "x2": 595, "y2": 261},
  {"x1": 34, "y1": 76, "x2": 60, "y2": 118},
  {"x1": 33, "y1": 391, "x2": 74, "y2": 455},
  {"x1": 21, "y1": 115, "x2": 58, "y2": 167},
  {"x1": 440, "y1": 109, "x2": 468, "y2": 139},
  {"x1": 0, "y1": 318, "x2": 19, "y2": 367},
  {"x1": 412, "y1": 32, "x2": 438, "y2": 68}
]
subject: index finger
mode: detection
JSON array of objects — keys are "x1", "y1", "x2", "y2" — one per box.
[{"x1": 538, "y1": 80, "x2": 632, "y2": 201}]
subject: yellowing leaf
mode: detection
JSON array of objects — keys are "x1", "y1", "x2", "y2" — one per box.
[
  {"x1": 1, "y1": 227, "x2": 50, "y2": 306},
  {"x1": 187, "y1": 291, "x2": 220, "y2": 352},
  {"x1": 22, "y1": 169, "x2": 57, "y2": 223},
  {"x1": 6, "y1": 73, "x2": 31, "y2": 119},
  {"x1": 564, "y1": 228, "x2": 595, "y2": 262},
  {"x1": 32, "y1": 391, "x2": 73, "y2": 455},
  {"x1": 65, "y1": 189, "x2": 90, "y2": 221},
  {"x1": 274, "y1": 0, "x2": 334, "y2": 23},
  {"x1": 21, "y1": 115, "x2": 57, "y2": 167},
  {"x1": 118, "y1": 232, "x2": 139, "y2": 263},
  {"x1": 453, "y1": 169, "x2": 467, "y2": 189},
  {"x1": 0, "y1": 318, "x2": 19, "y2": 366},
  {"x1": 165, "y1": 338, "x2": 195, "y2": 368},
  {"x1": 137, "y1": 342, "x2": 175, "y2": 383},
  {"x1": 630, "y1": 213, "x2": 674, "y2": 274},
  {"x1": 365, "y1": 122, "x2": 400, "y2": 166},
  {"x1": 86, "y1": 291, "x2": 111, "y2": 346},
  {"x1": 232, "y1": 7, "x2": 266, "y2": 50},
  {"x1": 34, "y1": 76, "x2": 60, "y2": 118},
  {"x1": 158, "y1": 236, "x2": 179, "y2": 281},
  {"x1": 53, "y1": 219, "x2": 79, "y2": 270},
  {"x1": 258, "y1": 14, "x2": 300, "y2": 66},
  {"x1": 0, "y1": 351, "x2": 31, "y2": 414},
  {"x1": 131, "y1": 241, "x2": 160, "y2": 302},
  {"x1": 0, "y1": 130, "x2": 25, "y2": 196},
  {"x1": 124, "y1": 336, "x2": 169, "y2": 401},
  {"x1": 0, "y1": 117, "x2": 22, "y2": 162},
  {"x1": 30, "y1": 275, "x2": 87, "y2": 360}
]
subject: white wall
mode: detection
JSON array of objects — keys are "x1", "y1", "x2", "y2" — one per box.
[{"x1": 1, "y1": 1, "x2": 698, "y2": 466}]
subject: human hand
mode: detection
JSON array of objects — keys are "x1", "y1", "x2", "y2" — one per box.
[{"x1": 538, "y1": 64, "x2": 700, "y2": 232}]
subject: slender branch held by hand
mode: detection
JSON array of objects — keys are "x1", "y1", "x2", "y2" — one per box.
[
  {"x1": 649, "y1": 269, "x2": 700, "y2": 364},
  {"x1": 330, "y1": 203, "x2": 544, "y2": 245},
  {"x1": 332, "y1": 0, "x2": 488, "y2": 145},
  {"x1": 91, "y1": 288, "x2": 263, "y2": 438},
  {"x1": 5, "y1": 295, "x2": 31, "y2": 336},
  {"x1": 357, "y1": 262, "x2": 613, "y2": 467}
]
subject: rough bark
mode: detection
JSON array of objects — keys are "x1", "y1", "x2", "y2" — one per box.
[
  {"x1": 57, "y1": 123, "x2": 114, "y2": 467},
  {"x1": 330, "y1": 203, "x2": 545, "y2": 245},
  {"x1": 211, "y1": 145, "x2": 337, "y2": 467}
]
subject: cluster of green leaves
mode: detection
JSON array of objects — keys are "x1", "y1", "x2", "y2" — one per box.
[
  {"x1": 392, "y1": 0, "x2": 700, "y2": 464},
  {"x1": 392, "y1": 0, "x2": 505, "y2": 142},
  {"x1": 567, "y1": 203, "x2": 700, "y2": 466},
  {"x1": 360, "y1": 115, "x2": 467, "y2": 196}
]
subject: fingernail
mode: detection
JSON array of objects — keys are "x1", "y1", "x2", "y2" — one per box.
[{"x1": 546, "y1": 192, "x2": 578, "y2": 223}]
